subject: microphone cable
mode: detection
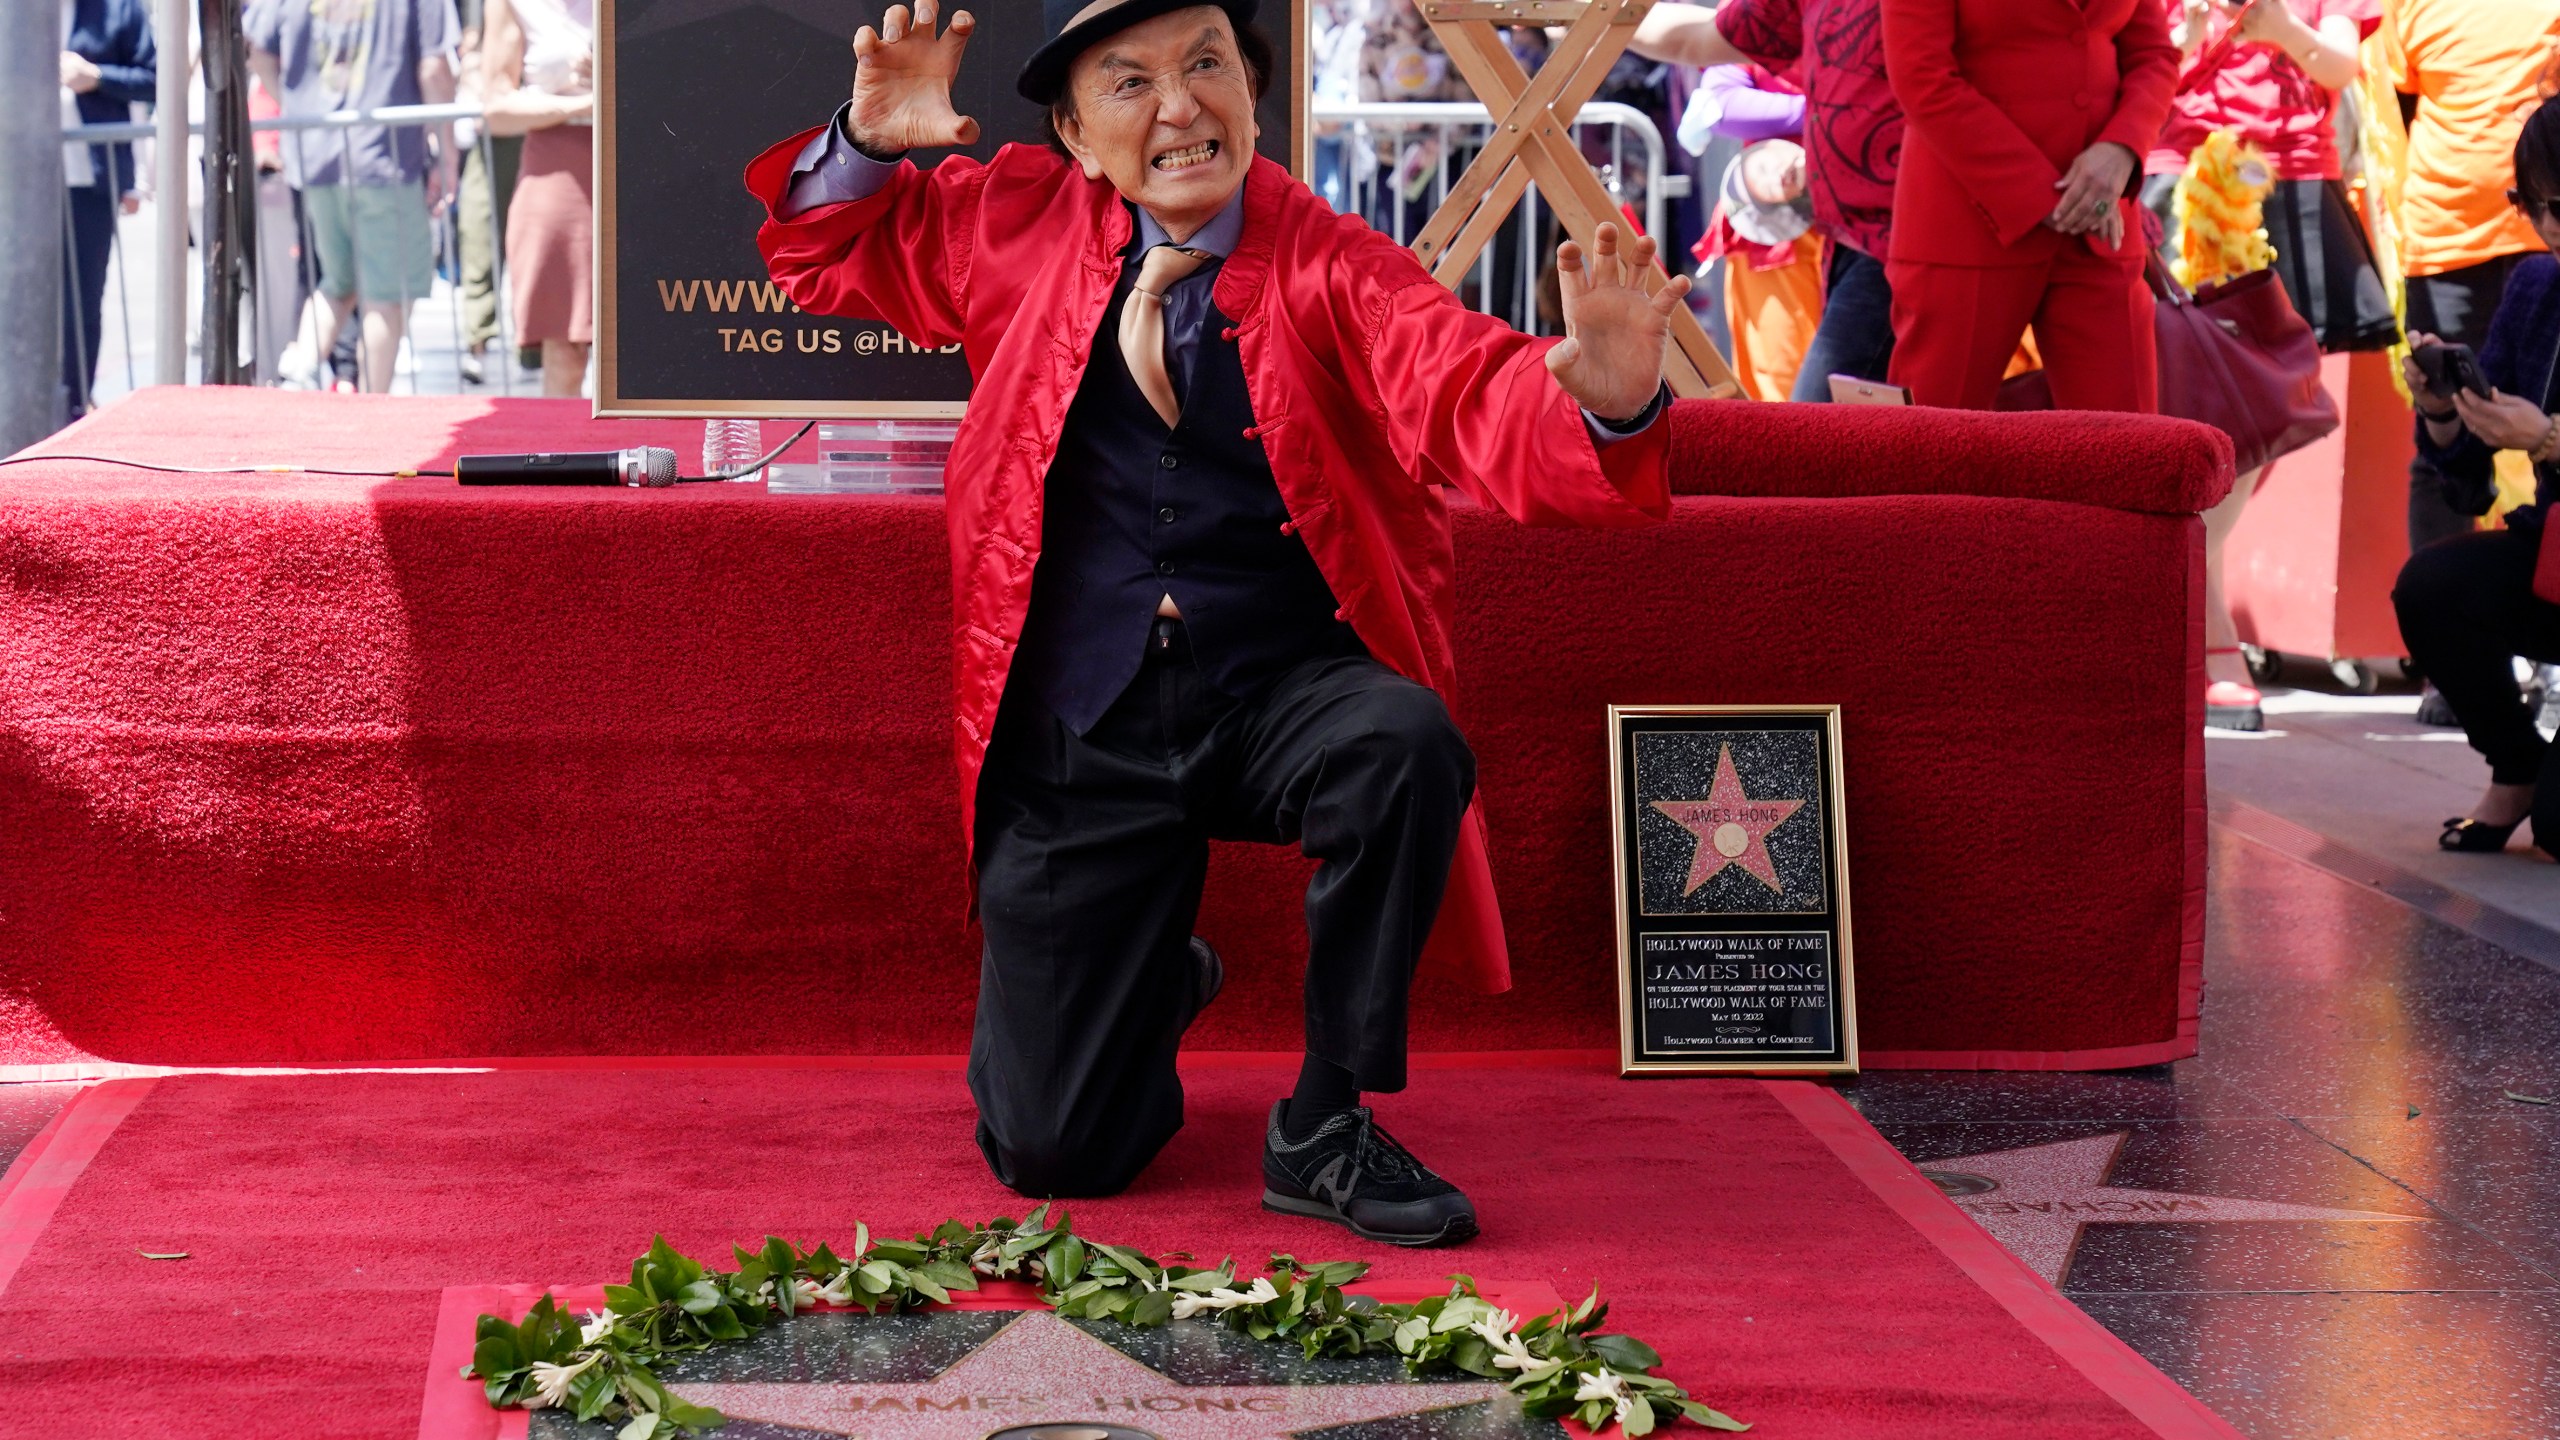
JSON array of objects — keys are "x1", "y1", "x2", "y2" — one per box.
[{"x1": 0, "y1": 454, "x2": 456, "y2": 477}]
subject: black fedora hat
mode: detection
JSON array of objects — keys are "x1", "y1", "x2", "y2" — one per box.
[{"x1": 1016, "y1": 0, "x2": 1258, "y2": 104}]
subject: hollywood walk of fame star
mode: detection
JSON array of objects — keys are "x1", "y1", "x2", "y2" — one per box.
[
  {"x1": 667, "y1": 1310, "x2": 1502, "y2": 1440},
  {"x1": 1648, "y1": 745, "x2": 1805, "y2": 895},
  {"x1": 1922, "y1": 1133, "x2": 2426, "y2": 1285}
]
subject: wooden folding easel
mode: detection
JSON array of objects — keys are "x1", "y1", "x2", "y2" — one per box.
[{"x1": 1410, "y1": 0, "x2": 1740, "y2": 397}]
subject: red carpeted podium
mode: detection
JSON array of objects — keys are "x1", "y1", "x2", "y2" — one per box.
[{"x1": 0, "y1": 388, "x2": 2228, "y2": 1072}]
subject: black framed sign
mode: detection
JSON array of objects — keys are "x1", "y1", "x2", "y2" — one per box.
[
  {"x1": 595, "y1": 0, "x2": 1308, "y2": 418},
  {"x1": 1608, "y1": 705, "x2": 1857, "y2": 1075}
]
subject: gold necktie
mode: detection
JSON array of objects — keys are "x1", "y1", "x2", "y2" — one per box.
[{"x1": 1120, "y1": 244, "x2": 1212, "y2": 429}]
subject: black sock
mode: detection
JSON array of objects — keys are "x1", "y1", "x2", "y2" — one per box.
[{"x1": 1285, "y1": 1055, "x2": 1359, "y2": 1140}]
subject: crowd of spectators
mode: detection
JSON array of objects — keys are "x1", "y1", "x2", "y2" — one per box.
[
  {"x1": 1557, "y1": 0, "x2": 2560, "y2": 843},
  {"x1": 55, "y1": 0, "x2": 592, "y2": 404},
  {"x1": 247, "y1": 0, "x2": 593, "y2": 396}
]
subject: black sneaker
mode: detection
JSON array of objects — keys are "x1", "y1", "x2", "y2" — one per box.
[
  {"x1": 2417, "y1": 684, "x2": 2461, "y2": 728},
  {"x1": 1261, "y1": 1101, "x2": 1478, "y2": 1247}
]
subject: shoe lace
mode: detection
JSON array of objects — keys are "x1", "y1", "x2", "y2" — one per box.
[{"x1": 1350, "y1": 1112, "x2": 1431, "y2": 1188}]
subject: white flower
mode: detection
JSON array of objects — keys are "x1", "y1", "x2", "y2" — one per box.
[
  {"x1": 815, "y1": 1270, "x2": 855, "y2": 1306},
  {"x1": 1468, "y1": 1312, "x2": 1562, "y2": 1382},
  {"x1": 1575, "y1": 1368, "x2": 1635, "y2": 1427},
  {"x1": 526, "y1": 1352, "x2": 601, "y2": 1410},
  {"x1": 1169, "y1": 1277, "x2": 1280, "y2": 1321},
  {"x1": 791, "y1": 1277, "x2": 826, "y2": 1308},
  {"x1": 577, "y1": 1310, "x2": 618, "y2": 1346},
  {"x1": 971, "y1": 1237, "x2": 1016, "y2": 1276}
]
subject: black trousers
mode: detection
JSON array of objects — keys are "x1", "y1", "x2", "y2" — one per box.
[
  {"x1": 2406, "y1": 257, "x2": 2525, "y2": 552},
  {"x1": 968, "y1": 626, "x2": 1475, "y2": 1198},
  {"x1": 2394, "y1": 526, "x2": 2560, "y2": 817},
  {"x1": 60, "y1": 183, "x2": 117, "y2": 419}
]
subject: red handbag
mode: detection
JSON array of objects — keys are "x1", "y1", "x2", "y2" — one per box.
[{"x1": 1997, "y1": 259, "x2": 2340, "y2": 475}]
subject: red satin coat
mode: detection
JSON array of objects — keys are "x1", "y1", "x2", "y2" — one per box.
[
  {"x1": 746, "y1": 135, "x2": 1672, "y2": 993},
  {"x1": 1880, "y1": 0, "x2": 2179, "y2": 266}
]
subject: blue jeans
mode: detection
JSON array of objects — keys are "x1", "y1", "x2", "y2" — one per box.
[{"x1": 1787, "y1": 243, "x2": 1896, "y2": 402}]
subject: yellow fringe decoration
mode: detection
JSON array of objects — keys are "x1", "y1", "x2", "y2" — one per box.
[
  {"x1": 2173, "y1": 130, "x2": 2277, "y2": 288},
  {"x1": 2358, "y1": 27, "x2": 2415, "y2": 409}
]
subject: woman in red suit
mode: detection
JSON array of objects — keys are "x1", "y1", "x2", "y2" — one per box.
[{"x1": 1880, "y1": 0, "x2": 2180, "y2": 409}]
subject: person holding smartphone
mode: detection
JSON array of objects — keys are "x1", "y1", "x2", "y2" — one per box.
[
  {"x1": 2385, "y1": 0, "x2": 2560, "y2": 564},
  {"x1": 2392, "y1": 101, "x2": 2560, "y2": 854}
]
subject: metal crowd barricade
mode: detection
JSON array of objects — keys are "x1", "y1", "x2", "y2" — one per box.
[
  {"x1": 64, "y1": 101, "x2": 509, "y2": 399},
  {"x1": 1310, "y1": 100, "x2": 1682, "y2": 335}
]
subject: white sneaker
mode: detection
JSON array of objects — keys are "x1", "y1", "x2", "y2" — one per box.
[{"x1": 274, "y1": 340, "x2": 320, "y2": 390}]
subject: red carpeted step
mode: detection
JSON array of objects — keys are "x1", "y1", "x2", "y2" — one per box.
[
  {"x1": 0, "y1": 390, "x2": 2207, "y2": 1069},
  {"x1": 0, "y1": 1062, "x2": 2232, "y2": 1439}
]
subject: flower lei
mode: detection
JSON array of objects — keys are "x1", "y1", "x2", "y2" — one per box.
[{"x1": 465, "y1": 1206, "x2": 1749, "y2": 1440}]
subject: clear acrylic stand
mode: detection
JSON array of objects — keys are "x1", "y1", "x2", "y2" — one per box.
[{"x1": 766, "y1": 421, "x2": 959, "y2": 495}]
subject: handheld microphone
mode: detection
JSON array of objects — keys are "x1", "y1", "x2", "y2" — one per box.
[{"x1": 454, "y1": 447, "x2": 681, "y2": 487}]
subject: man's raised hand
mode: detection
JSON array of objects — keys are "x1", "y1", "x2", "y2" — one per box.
[
  {"x1": 1545, "y1": 224, "x2": 1689, "y2": 422},
  {"x1": 848, "y1": 0, "x2": 979, "y2": 155}
]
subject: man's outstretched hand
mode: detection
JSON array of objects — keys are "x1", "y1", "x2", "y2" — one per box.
[
  {"x1": 1545, "y1": 224, "x2": 1690, "y2": 422},
  {"x1": 848, "y1": 0, "x2": 979, "y2": 155}
]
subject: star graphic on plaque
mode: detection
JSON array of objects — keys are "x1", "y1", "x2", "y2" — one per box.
[
  {"x1": 529, "y1": 1309, "x2": 1545, "y2": 1440},
  {"x1": 1920, "y1": 1134, "x2": 2425, "y2": 1285},
  {"x1": 1648, "y1": 745, "x2": 1806, "y2": 895}
]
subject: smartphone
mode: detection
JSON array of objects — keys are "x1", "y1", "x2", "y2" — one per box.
[
  {"x1": 2413, "y1": 343, "x2": 2492, "y2": 401},
  {"x1": 1829, "y1": 375, "x2": 1912, "y2": 406}
]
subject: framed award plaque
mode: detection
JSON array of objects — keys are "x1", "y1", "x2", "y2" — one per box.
[{"x1": 1608, "y1": 705, "x2": 1857, "y2": 1075}]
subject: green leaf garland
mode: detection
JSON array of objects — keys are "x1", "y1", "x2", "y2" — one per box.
[{"x1": 466, "y1": 1207, "x2": 1748, "y2": 1438}]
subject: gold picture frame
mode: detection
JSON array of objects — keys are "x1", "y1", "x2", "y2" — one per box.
[{"x1": 1607, "y1": 704, "x2": 1858, "y2": 1076}]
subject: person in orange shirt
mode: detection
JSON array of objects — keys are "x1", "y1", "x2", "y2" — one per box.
[
  {"x1": 1879, "y1": 0, "x2": 2181, "y2": 410},
  {"x1": 2382, "y1": 0, "x2": 2560, "y2": 555}
]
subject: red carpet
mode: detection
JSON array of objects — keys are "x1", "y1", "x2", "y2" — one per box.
[
  {"x1": 0, "y1": 390, "x2": 2213, "y2": 1069},
  {"x1": 0, "y1": 1062, "x2": 2237, "y2": 1439}
]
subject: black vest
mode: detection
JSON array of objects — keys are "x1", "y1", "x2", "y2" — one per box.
[{"x1": 1013, "y1": 258, "x2": 1358, "y2": 734}]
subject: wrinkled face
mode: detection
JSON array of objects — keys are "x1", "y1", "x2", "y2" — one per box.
[{"x1": 1056, "y1": 6, "x2": 1259, "y2": 239}]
